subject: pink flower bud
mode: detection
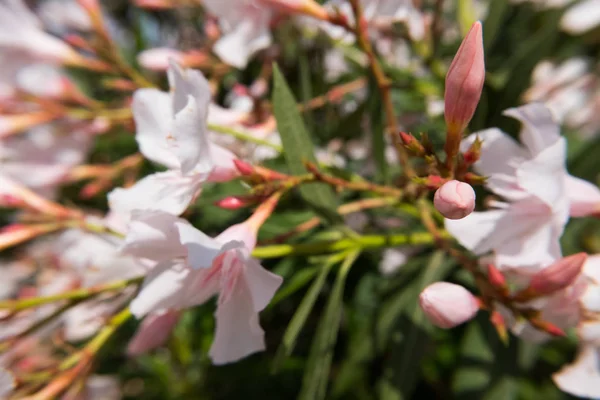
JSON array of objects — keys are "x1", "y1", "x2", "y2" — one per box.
[
  {"x1": 138, "y1": 48, "x2": 185, "y2": 71},
  {"x1": 215, "y1": 196, "x2": 249, "y2": 210},
  {"x1": 444, "y1": 21, "x2": 485, "y2": 158},
  {"x1": 263, "y1": 0, "x2": 329, "y2": 20},
  {"x1": 528, "y1": 253, "x2": 587, "y2": 296},
  {"x1": 434, "y1": 180, "x2": 476, "y2": 220},
  {"x1": 419, "y1": 282, "x2": 479, "y2": 328}
]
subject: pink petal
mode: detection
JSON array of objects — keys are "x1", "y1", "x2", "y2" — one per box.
[
  {"x1": 209, "y1": 277, "x2": 266, "y2": 364},
  {"x1": 127, "y1": 310, "x2": 181, "y2": 355}
]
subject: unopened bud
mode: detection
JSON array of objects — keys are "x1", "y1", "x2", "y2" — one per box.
[
  {"x1": 444, "y1": 21, "x2": 485, "y2": 159},
  {"x1": 138, "y1": 48, "x2": 185, "y2": 71},
  {"x1": 419, "y1": 282, "x2": 479, "y2": 328},
  {"x1": 487, "y1": 264, "x2": 509, "y2": 296},
  {"x1": 522, "y1": 253, "x2": 587, "y2": 298},
  {"x1": 233, "y1": 159, "x2": 255, "y2": 176},
  {"x1": 434, "y1": 180, "x2": 476, "y2": 219},
  {"x1": 0, "y1": 112, "x2": 58, "y2": 139},
  {"x1": 490, "y1": 310, "x2": 508, "y2": 344},
  {"x1": 215, "y1": 196, "x2": 250, "y2": 210},
  {"x1": 399, "y1": 131, "x2": 426, "y2": 156},
  {"x1": 265, "y1": 0, "x2": 329, "y2": 20}
]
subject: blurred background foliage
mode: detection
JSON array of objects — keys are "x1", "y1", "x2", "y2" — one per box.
[{"x1": 56, "y1": 0, "x2": 600, "y2": 398}]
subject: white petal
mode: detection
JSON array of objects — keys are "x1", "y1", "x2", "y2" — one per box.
[
  {"x1": 517, "y1": 137, "x2": 567, "y2": 206},
  {"x1": 212, "y1": 18, "x2": 272, "y2": 69},
  {"x1": 174, "y1": 221, "x2": 222, "y2": 269},
  {"x1": 129, "y1": 261, "x2": 191, "y2": 317},
  {"x1": 565, "y1": 175, "x2": 600, "y2": 217},
  {"x1": 561, "y1": 0, "x2": 600, "y2": 34},
  {"x1": 578, "y1": 321, "x2": 600, "y2": 345},
  {"x1": 108, "y1": 171, "x2": 205, "y2": 217},
  {"x1": 120, "y1": 210, "x2": 186, "y2": 262},
  {"x1": 168, "y1": 62, "x2": 213, "y2": 175},
  {"x1": 503, "y1": 103, "x2": 560, "y2": 157},
  {"x1": 243, "y1": 258, "x2": 283, "y2": 312},
  {"x1": 209, "y1": 277, "x2": 266, "y2": 364},
  {"x1": 132, "y1": 88, "x2": 179, "y2": 169},
  {"x1": 553, "y1": 346, "x2": 600, "y2": 398},
  {"x1": 445, "y1": 209, "x2": 507, "y2": 255},
  {"x1": 0, "y1": 368, "x2": 14, "y2": 398}
]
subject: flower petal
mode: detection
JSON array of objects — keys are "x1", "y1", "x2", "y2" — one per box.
[
  {"x1": 209, "y1": 277, "x2": 266, "y2": 364},
  {"x1": 108, "y1": 170, "x2": 205, "y2": 217},
  {"x1": 129, "y1": 260, "x2": 191, "y2": 317},
  {"x1": 174, "y1": 221, "x2": 222, "y2": 269},
  {"x1": 553, "y1": 346, "x2": 600, "y2": 398},
  {"x1": 127, "y1": 310, "x2": 181, "y2": 355},
  {"x1": 120, "y1": 210, "x2": 185, "y2": 262},
  {"x1": 503, "y1": 103, "x2": 560, "y2": 158},
  {"x1": 243, "y1": 258, "x2": 283, "y2": 312},
  {"x1": 168, "y1": 62, "x2": 213, "y2": 175},
  {"x1": 565, "y1": 174, "x2": 600, "y2": 217},
  {"x1": 132, "y1": 88, "x2": 179, "y2": 169}
]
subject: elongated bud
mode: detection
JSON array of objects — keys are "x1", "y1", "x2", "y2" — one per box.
[
  {"x1": 0, "y1": 224, "x2": 61, "y2": 251},
  {"x1": 490, "y1": 311, "x2": 508, "y2": 344},
  {"x1": 516, "y1": 253, "x2": 587, "y2": 300},
  {"x1": 0, "y1": 112, "x2": 58, "y2": 139},
  {"x1": 419, "y1": 282, "x2": 479, "y2": 328},
  {"x1": 444, "y1": 21, "x2": 485, "y2": 160},
  {"x1": 264, "y1": 0, "x2": 329, "y2": 20},
  {"x1": 487, "y1": 264, "x2": 509, "y2": 297},
  {"x1": 434, "y1": 180, "x2": 476, "y2": 219}
]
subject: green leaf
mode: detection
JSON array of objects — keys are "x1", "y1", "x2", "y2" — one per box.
[
  {"x1": 367, "y1": 79, "x2": 389, "y2": 183},
  {"x1": 452, "y1": 318, "x2": 519, "y2": 400},
  {"x1": 272, "y1": 64, "x2": 340, "y2": 224},
  {"x1": 298, "y1": 250, "x2": 361, "y2": 400}
]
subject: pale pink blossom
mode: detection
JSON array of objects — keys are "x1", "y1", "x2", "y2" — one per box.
[
  {"x1": 0, "y1": 369, "x2": 14, "y2": 398},
  {"x1": 525, "y1": 58, "x2": 600, "y2": 138},
  {"x1": 121, "y1": 210, "x2": 283, "y2": 364},
  {"x1": 419, "y1": 282, "x2": 479, "y2": 328},
  {"x1": 108, "y1": 62, "x2": 238, "y2": 217},
  {"x1": 37, "y1": 0, "x2": 92, "y2": 33},
  {"x1": 554, "y1": 346, "x2": 600, "y2": 399},
  {"x1": 434, "y1": 180, "x2": 476, "y2": 220},
  {"x1": 446, "y1": 103, "x2": 600, "y2": 270},
  {"x1": 561, "y1": 0, "x2": 600, "y2": 34},
  {"x1": 0, "y1": 0, "x2": 81, "y2": 64},
  {"x1": 0, "y1": 125, "x2": 92, "y2": 199}
]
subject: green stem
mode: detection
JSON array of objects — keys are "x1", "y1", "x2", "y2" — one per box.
[
  {"x1": 207, "y1": 123, "x2": 283, "y2": 152},
  {"x1": 252, "y1": 231, "x2": 442, "y2": 259},
  {"x1": 0, "y1": 276, "x2": 143, "y2": 312}
]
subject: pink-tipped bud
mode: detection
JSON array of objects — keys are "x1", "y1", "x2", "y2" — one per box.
[
  {"x1": 399, "y1": 131, "x2": 426, "y2": 156},
  {"x1": 419, "y1": 282, "x2": 479, "y2": 328},
  {"x1": 215, "y1": 196, "x2": 249, "y2": 210},
  {"x1": 444, "y1": 21, "x2": 485, "y2": 158},
  {"x1": 527, "y1": 253, "x2": 587, "y2": 297},
  {"x1": 233, "y1": 159, "x2": 255, "y2": 176},
  {"x1": 0, "y1": 112, "x2": 58, "y2": 139},
  {"x1": 487, "y1": 264, "x2": 507, "y2": 290},
  {"x1": 434, "y1": 180, "x2": 476, "y2": 220}
]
